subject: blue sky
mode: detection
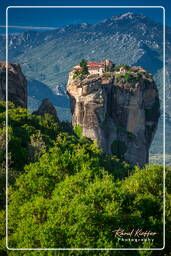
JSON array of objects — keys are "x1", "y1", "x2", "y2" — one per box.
[{"x1": 0, "y1": 0, "x2": 170, "y2": 33}]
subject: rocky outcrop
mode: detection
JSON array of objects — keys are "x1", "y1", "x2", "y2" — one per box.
[
  {"x1": 0, "y1": 62, "x2": 27, "y2": 108},
  {"x1": 67, "y1": 66, "x2": 160, "y2": 167},
  {"x1": 33, "y1": 98, "x2": 59, "y2": 122}
]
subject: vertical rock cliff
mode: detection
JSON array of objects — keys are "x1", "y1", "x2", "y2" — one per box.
[
  {"x1": 0, "y1": 62, "x2": 27, "y2": 108},
  {"x1": 67, "y1": 66, "x2": 160, "y2": 167}
]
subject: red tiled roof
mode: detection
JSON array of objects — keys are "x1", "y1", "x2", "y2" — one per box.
[
  {"x1": 88, "y1": 64, "x2": 104, "y2": 68},
  {"x1": 74, "y1": 61, "x2": 106, "y2": 70},
  {"x1": 87, "y1": 62, "x2": 105, "y2": 65}
]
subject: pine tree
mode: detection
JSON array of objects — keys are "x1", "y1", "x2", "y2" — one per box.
[{"x1": 80, "y1": 59, "x2": 89, "y2": 74}]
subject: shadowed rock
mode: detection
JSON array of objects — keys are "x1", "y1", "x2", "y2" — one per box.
[{"x1": 33, "y1": 98, "x2": 59, "y2": 122}]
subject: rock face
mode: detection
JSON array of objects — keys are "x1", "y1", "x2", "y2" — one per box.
[
  {"x1": 67, "y1": 66, "x2": 160, "y2": 167},
  {"x1": 0, "y1": 62, "x2": 27, "y2": 108},
  {"x1": 33, "y1": 98, "x2": 59, "y2": 122}
]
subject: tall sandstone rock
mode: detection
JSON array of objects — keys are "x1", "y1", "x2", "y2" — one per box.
[
  {"x1": 0, "y1": 62, "x2": 27, "y2": 108},
  {"x1": 67, "y1": 66, "x2": 160, "y2": 167}
]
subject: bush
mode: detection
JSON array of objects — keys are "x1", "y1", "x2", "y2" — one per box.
[
  {"x1": 124, "y1": 72, "x2": 135, "y2": 83},
  {"x1": 73, "y1": 69, "x2": 82, "y2": 79},
  {"x1": 122, "y1": 64, "x2": 131, "y2": 71},
  {"x1": 114, "y1": 64, "x2": 131, "y2": 72},
  {"x1": 74, "y1": 125, "x2": 83, "y2": 138}
]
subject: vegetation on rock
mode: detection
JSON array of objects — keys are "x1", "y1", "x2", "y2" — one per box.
[
  {"x1": 73, "y1": 124, "x2": 83, "y2": 138},
  {"x1": 80, "y1": 59, "x2": 89, "y2": 75},
  {"x1": 114, "y1": 65, "x2": 152, "y2": 88},
  {"x1": 73, "y1": 59, "x2": 89, "y2": 79}
]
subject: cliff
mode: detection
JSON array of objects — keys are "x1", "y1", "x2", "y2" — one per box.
[
  {"x1": 67, "y1": 65, "x2": 160, "y2": 167},
  {"x1": 0, "y1": 62, "x2": 27, "y2": 108}
]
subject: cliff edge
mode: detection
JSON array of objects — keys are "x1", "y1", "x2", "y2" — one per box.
[
  {"x1": 0, "y1": 62, "x2": 27, "y2": 108},
  {"x1": 67, "y1": 65, "x2": 160, "y2": 167}
]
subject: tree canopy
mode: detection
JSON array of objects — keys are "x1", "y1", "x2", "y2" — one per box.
[
  {"x1": 0, "y1": 101, "x2": 170, "y2": 256},
  {"x1": 79, "y1": 59, "x2": 89, "y2": 75}
]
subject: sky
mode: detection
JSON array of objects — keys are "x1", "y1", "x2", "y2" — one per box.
[{"x1": 0, "y1": 0, "x2": 170, "y2": 33}]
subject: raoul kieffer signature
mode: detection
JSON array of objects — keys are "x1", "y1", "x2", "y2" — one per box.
[{"x1": 113, "y1": 228, "x2": 158, "y2": 238}]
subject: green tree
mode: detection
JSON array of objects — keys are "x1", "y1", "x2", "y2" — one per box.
[
  {"x1": 7, "y1": 138, "x2": 168, "y2": 252},
  {"x1": 0, "y1": 102, "x2": 170, "y2": 256},
  {"x1": 80, "y1": 59, "x2": 89, "y2": 75}
]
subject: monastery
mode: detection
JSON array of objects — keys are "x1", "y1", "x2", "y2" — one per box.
[{"x1": 74, "y1": 59, "x2": 114, "y2": 75}]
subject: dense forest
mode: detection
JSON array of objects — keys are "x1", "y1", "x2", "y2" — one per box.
[{"x1": 0, "y1": 101, "x2": 170, "y2": 255}]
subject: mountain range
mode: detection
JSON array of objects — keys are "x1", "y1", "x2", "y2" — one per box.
[{"x1": 0, "y1": 12, "x2": 170, "y2": 163}]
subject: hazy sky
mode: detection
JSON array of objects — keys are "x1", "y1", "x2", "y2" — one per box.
[{"x1": 0, "y1": 0, "x2": 170, "y2": 33}]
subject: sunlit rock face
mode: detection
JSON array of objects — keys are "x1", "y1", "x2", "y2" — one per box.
[
  {"x1": 0, "y1": 62, "x2": 27, "y2": 108},
  {"x1": 67, "y1": 66, "x2": 160, "y2": 167}
]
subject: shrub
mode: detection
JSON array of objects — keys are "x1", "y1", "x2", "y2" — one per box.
[
  {"x1": 114, "y1": 64, "x2": 131, "y2": 72},
  {"x1": 124, "y1": 72, "x2": 135, "y2": 83},
  {"x1": 74, "y1": 125, "x2": 83, "y2": 138},
  {"x1": 73, "y1": 69, "x2": 82, "y2": 79},
  {"x1": 122, "y1": 64, "x2": 131, "y2": 71}
]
